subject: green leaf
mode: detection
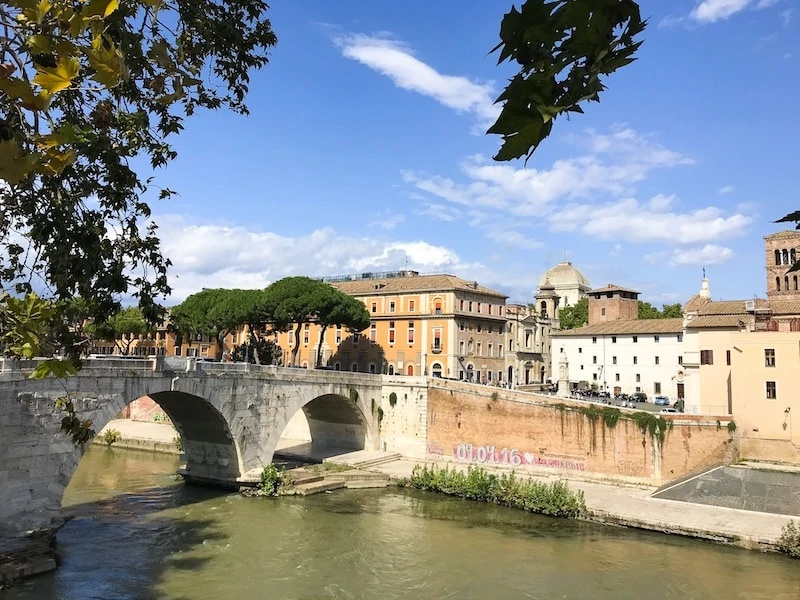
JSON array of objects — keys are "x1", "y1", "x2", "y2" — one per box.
[
  {"x1": 86, "y1": 44, "x2": 122, "y2": 87},
  {"x1": 33, "y1": 56, "x2": 79, "y2": 95}
]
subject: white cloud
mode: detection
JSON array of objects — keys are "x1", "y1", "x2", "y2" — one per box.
[
  {"x1": 405, "y1": 127, "x2": 693, "y2": 218},
  {"x1": 690, "y1": 0, "x2": 780, "y2": 23},
  {"x1": 782, "y1": 9, "x2": 793, "y2": 25},
  {"x1": 156, "y1": 215, "x2": 468, "y2": 302},
  {"x1": 414, "y1": 202, "x2": 462, "y2": 222},
  {"x1": 718, "y1": 185, "x2": 735, "y2": 194},
  {"x1": 549, "y1": 198, "x2": 752, "y2": 245},
  {"x1": 370, "y1": 211, "x2": 405, "y2": 230},
  {"x1": 334, "y1": 33, "x2": 498, "y2": 126},
  {"x1": 484, "y1": 228, "x2": 543, "y2": 250},
  {"x1": 668, "y1": 245, "x2": 735, "y2": 267}
]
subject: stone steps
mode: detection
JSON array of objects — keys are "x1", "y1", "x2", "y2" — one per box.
[
  {"x1": 324, "y1": 451, "x2": 402, "y2": 469},
  {"x1": 290, "y1": 480, "x2": 346, "y2": 496}
]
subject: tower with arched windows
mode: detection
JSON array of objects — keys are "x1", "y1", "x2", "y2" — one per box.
[{"x1": 765, "y1": 230, "x2": 800, "y2": 300}]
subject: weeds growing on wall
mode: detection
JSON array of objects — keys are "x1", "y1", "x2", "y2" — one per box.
[
  {"x1": 102, "y1": 429, "x2": 121, "y2": 446},
  {"x1": 628, "y1": 412, "x2": 673, "y2": 447},
  {"x1": 377, "y1": 407, "x2": 384, "y2": 423},
  {"x1": 727, "y1": 421, "x2": 737, "y2": 435},
  {"x1": 778, "y1": 520, "x2": 800, "y2": 558},
  {"x1": 349, "y1": 388, "x2": 359, "y2": 403},
  {"x1": 550, "y1": 403, "x2": 672, "y2": 449},
  {"x1": 399, "y1": 464, "x2": 586, "y2": 519},
  {"x1": 389, "y1": 392, "x2": 398, "y2": 407},
  {"x1": 173, "y1": 436, "x2": 184, "y2": 452}
]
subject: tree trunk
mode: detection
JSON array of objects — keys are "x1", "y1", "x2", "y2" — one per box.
[
  {"x1": 316, "y1": 325, "x2": 329, "y2": 368},
  {"x1": 291, "y1": 324, "x2": 302, "y2": 366}
]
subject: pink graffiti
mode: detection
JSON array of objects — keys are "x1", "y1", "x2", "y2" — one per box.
[
  {"x1": 427, "y1": 442, "x2": 445, "y2": 456},
  {"x1": 451, "y1": 442, "x2": 585, "y2": 471}
]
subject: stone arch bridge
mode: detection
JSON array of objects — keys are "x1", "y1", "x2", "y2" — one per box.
[{"x1": 0, "y1": 357, "x2": 427, "y2": 535}]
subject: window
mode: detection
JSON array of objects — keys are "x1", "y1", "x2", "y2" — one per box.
[
  {"x1": 593, "y1": 373, "x2": 598, "y2": 381},
  {"x1": 488, "y1": 343, "x2": 493, "y2": 357},
  {"x1": 488, "y1": 305, "x2": 493, "y2": 315},
  {"x1": 592, "y1": 337, "x2": 597, "y2": 344},
  {"x1": 615, "y1": 373, "x2": 620, "y2": 382},
  {"x1": 459, "y1": 321, "x2": 465, "y2": 331},
  {"x1": 371, "y1": 302, "x2": 377, "y2": 313},
  {"x1": 655, "y1": 356, "x2": 660, "y2": 365},
  {"x1": 498, "y1": 344, "x2": 504, "y2": 357},
  {"x1": 633, "y1": 356, "x2": 638, "y2": 365},
  {"x1": 765, "y1": 348, "x2": 776, "y2": 367},
  {"x1": 433, "y1": 328, "x2": 442, "y2": 350},
  {"x1": 303, "y1": 324, "x2": 309, "y2": 345},
  {"x1": 409, "y1": 300, "x2": 415, "y2": 312},
  {"x1": 592, "y1": 356, "x2": 597, "y2": 364},
  {"x1": 777, "y1": 276, "x2": 781, "y2": 291},
  {"x1": 335, "y1": 327, "x2": 342, "y2": 345},
  {"x1": 370, "y1": 322, "x2": 377, "y2": 343},
  {"x1": 477, "y1": 324, "x2": 482, "y2": 333},
  {"x1": 352, "y1": 332, "x2": 361, "y2": 343},
  {"x1": 499, "y1": 306, "x2": 503, "y2": 316},
  {"x1": 578, "y1": 348, "x2": 582, "y2": 354},
  {"x1": 654, "y1": 335, "x2": 660, "y2": 343},
  {"x1": 766, "y1": 381, "x2": 777, "y2": 399},
  {"x1": 351, "y1": 363, "x2": 358, "y2": 372},
  {"x1": 477, "y1": 302, "x2": 482, "y2": 313},
  {"x1": 677, "y1": 334, "x2": 683, "y2": 343},
  {"x1": 477, "y1": 342, "x2": 482, "y2": 356},
  {"x1": 175, "y1": 345, "x2": 182, "y2": 356},
  {"x1": 387, "y1": 364, "x2": 394, "y2": 375},
  {"x1": 601, "y1": 308, "x2": 606, "y2": 316},
  {"x1": 654, "y1": 382, "x2": 661, "y2": 394},
  {"x1": 612, "y1": 356, "x2": 617, "y2": 365},
  {"x1": 468, "y1": 301, "x2": 473, "y2": 312},
  {"x1": 632, "y1": 336, "x2": 638, "y2": 343},
  {"x1": 408, "y1": 321, "x2": 415, "y2": 344},
  {"x1": 460, "y1": 300, "x2": 464, "y2": 310},
  {"x1": 186, "y1": 347, "x2": 197, "y2": 357},
  {"x1": 459, "y1": 341, "x2": 464, "y2": 355},
  {"x1": 700, "y1": 350, "x2": 714, "y2": 365},
  {"x1": 434, "y1": 300, "x2": 442, "y2": 315},
  {"x1": 488, "y1": 325, "x2": 493, "y2": 334},
  {"x1": 678, "y1": 356, "x2": 683, "y2": 365},
  {"x1": 580, "y1": 365, "x2": 584, "y2": 370},
  {"x1": 612, "y1": 336, "x2": 617, "y2": 343},
  {"x1": 726, "y1": 350, "x2": 731, "y2": 366},
  {"x1": 388, "y1": 321, "x2": 395, "y2": 344},
  {"x1": 389, "y1": 301, "x2": 396, "y2": 313},
  {"x1": 635, "y1": 386, "x2": 641, "y2": 392}
]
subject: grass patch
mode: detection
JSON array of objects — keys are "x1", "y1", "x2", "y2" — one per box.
[
  {"x1": 102, "y1": 429, "x2": 120, "y2": 446},
  {"x1": 399, "y1": 464, "x2": 585, "y2": 519}
]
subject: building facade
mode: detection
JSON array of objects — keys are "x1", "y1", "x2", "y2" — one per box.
[
  {"x1": 538, "y1": 261, "x2": 591, "y2": 308},
  {"x1": 269, "y1": 271, "x2": 508, "y2": 383},
  {"x1": 765, "y1": 230, "x2": 800, "y2": 300}
]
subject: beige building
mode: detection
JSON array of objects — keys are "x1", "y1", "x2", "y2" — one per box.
[
  {"x1": 538, "y1": 261, "x2": 591, "y2": 308},
  {"x1": 268, "y1": 271, "x2": 508, "y2": 383}
]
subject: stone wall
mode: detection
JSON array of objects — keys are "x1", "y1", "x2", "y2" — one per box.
[
  {"x1": 376, "y1": 376, "x2": 429, "y2": 458},
  {"x1": 424, "y1": 381, "x2": 734, "y2": 485}
]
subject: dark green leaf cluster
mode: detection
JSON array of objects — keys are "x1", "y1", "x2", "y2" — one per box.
[
  {"x1": 558, "y1": 297, "x2": 588, "y2": 330},
  {"x1": 231, "y1": 336, "x2": 281, "y2": 365},
  {"x1": 1, "y1": 1, "x2": 278, "y2": 328},
  {"x1": 489, "y1": 0, "x2": 645, "y2": 161},
  {"x1": 637, "y1": 301, "x2": 683, "y2": 320},
  {"x1": 400, "y1": 464, "x2": 586, "y2": 518}
]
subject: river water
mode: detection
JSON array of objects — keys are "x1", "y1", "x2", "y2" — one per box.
[{"x1": 5, "y1": 447, "x2": 800, "y2": 600}]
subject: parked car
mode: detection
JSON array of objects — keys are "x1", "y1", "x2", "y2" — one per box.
[
  {"x1": 654, "y1": 395, "x2": 670, "y2": 406},
  {"x1": 660, "y1": 407, "x2": 679, "y2": 414},
  {"x1": 631, "y1": 392, "x2": 647, "y2": 403}
]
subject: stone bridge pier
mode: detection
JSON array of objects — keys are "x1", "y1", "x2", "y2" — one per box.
[{"x1": 0, "y1": 358, "x2": 389, "y2": 535}]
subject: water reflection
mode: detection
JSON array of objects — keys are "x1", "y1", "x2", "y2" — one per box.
[{"x1": 5, "y1": 447, "x2": 800, "y2": 600}]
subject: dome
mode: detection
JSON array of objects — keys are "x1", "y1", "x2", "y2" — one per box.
[{"x1": 538, "y1": 262, "x2": 590, "y2": 289}]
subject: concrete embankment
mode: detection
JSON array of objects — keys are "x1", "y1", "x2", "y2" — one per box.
[{"x1": 93, "y1": 419, "x2": 180, "y2": 455}]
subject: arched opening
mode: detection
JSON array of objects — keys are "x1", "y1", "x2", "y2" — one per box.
[
  {"x1": 540, "y1": 301, "x2": 547, "y2": 317},
  {"x1": 388, "y1": 364, "x2": 394, "y2": 375},
  {"x1": 785, "y1": 275, "x2": 790, "y2": 291},
  {"x1": 777, "y1": 277, "x2": 781, "y2": 291},
  {"x1": 794, "y1": 276, "x2": 798, "y2": 291},
  {"x1": 368, "y1": 363, "x2": 376, "y2": 374},
  {"x1": 407, "y1": 364, "x2": 414, "y2": 376},
  {"x1": 540, "y1": 365, "x2": 546, "y2": 383},
  {"x1": 334, "y1": 362, "x2": 341, "y2": 371},
  {"x1": 776, "y1": 249, "x2": 782, "y2": 265},
  {"x1": 508, "y1": 366, "x2": 513, "y2": 386},
  {"x1": 351, "y1": 363, "x2": 358, "y2": 372},
  {"x1": 276, "y1": 393, "x2": 371, "y2": 461},
  {"x1": 792, "y1": 249, "x2": 797, "y2": 264},
  {"x1": 783, "y1": 249, "x2": 790, "y2": 265},
  {"x1": 431, "y1": 362, "x2": 443, "y2": 378},
  {"x1": 466, "y1": 364, "x2": 474, "y2": 382}
]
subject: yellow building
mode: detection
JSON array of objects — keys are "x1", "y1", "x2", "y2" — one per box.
[{"x1": 270, "y1": 271, "x2": 508, "y2": 382}]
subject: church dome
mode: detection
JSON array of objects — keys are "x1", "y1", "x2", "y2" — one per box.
[{"x1": 538, "y1": 262, "x2": 590, "y2": 289}]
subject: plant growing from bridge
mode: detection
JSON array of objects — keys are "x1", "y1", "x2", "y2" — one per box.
[
  {"x1": 258, "y1": 464, "x2": 286, "y2": 497},
  {"x1": 778, "y1": 520, "x2": 800, "y2": 559},
  {"x1": 388, "y1": 392, "x2": 397, "y2": 407},
  {"x1": 102, "y1": 428, "x2": 120, "y2": 446}
]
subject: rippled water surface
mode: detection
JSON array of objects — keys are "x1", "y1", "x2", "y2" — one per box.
[{"x1": 5, "y1": 447, "x2": 800, "y2": 600}]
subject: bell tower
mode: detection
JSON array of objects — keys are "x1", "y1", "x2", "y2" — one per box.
[{"x1": 765, "y1": 230, "x2": 800, "y2": 300}]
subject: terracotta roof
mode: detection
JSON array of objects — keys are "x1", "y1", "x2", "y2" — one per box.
[
  {"x1": 685, "y1": 315, "x2": 747, "y2": 329},
  {"x1": 330, "y1": 274, "x2": 507, "y2": 299},
  {"x1": 695, "y1": 299, "x2": 768, "y2": 316},
  {"x1": 764, "y1": 230, "x2": 800, "y2": 240},
  {"x1": 768, "y1": 300, "x2": 800, "y2": 315},
  {"x1": 552, "y1": 318, "x2": 684, "y2": 337},
  {"x1": 589, "y1": 283, "x2": 640, "y2": 295},
  {"x1": 683, "y1": 294, "x2": 710, "y2": 313}
]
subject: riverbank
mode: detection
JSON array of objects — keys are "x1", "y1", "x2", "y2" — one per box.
[{"x1": 94, "y1": 419, "x2": 180, "y2": 455}]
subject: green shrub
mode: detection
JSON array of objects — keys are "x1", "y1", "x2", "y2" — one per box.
[
  {"x1": 398, "y1": 464, "x2": 585, "y2": 519},
  {"x1": 778, "y1": 520, "x2": 800, "y2": 558},
  {"x1": 102, "y1": 429, "x2": 120, "y2": 446},
  {"x1": 727, "y1": 420, "x2": 737, "y2": 435},
  {"x1": 258, "y1": 464, "x2": 285, "y2": 496},
  {"x1": 174, "y1": 436, "x2": 184, "y2": 452},
  {"x1": 388, "y1": 392, "x2": 397, "y2": 407},
  {"x1": 349, "y1": 388, "x2": 359, "y2": 403},
  {"x1": 491, "y1": 391, "x2": 499, "y2": 402},
  {"x1": 377, "y1": 407, "x2": 384, "y2": 423}
]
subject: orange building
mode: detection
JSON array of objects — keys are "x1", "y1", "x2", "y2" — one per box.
[{"x1": 269, "y1": 271, "x2": 508, "y2": 383}]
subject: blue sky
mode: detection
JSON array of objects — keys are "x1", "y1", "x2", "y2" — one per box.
[{"x1": 151, "y1": 0, "x2": 799, "y2": 306}]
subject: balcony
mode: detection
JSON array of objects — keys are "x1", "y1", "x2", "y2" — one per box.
[{"x1": 430, "y1": 344, "x2": 443, "y2": 354}]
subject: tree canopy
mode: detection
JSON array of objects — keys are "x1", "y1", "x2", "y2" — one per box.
[
  {"x1": 638, "y1": 301, "x2": 683, "y2": 320},
  {"x1": 89, "y1": 306, "x2": 150, "y2": 354},
  {"x1": 260, "y1": 277, "x2": 370, "y2": 367},
  {"x1": 558, "y1": 297, "x2": 587, "y2": 330},
  {"x1": 0, "y1": 0, "x2": 277, "y2": 362},
  {"x1": 313, "y1": 288, "x2": 371, "y2": 367},
  {"x1": 488, "y1": 0, "x2": 645, "y2": 161}
]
